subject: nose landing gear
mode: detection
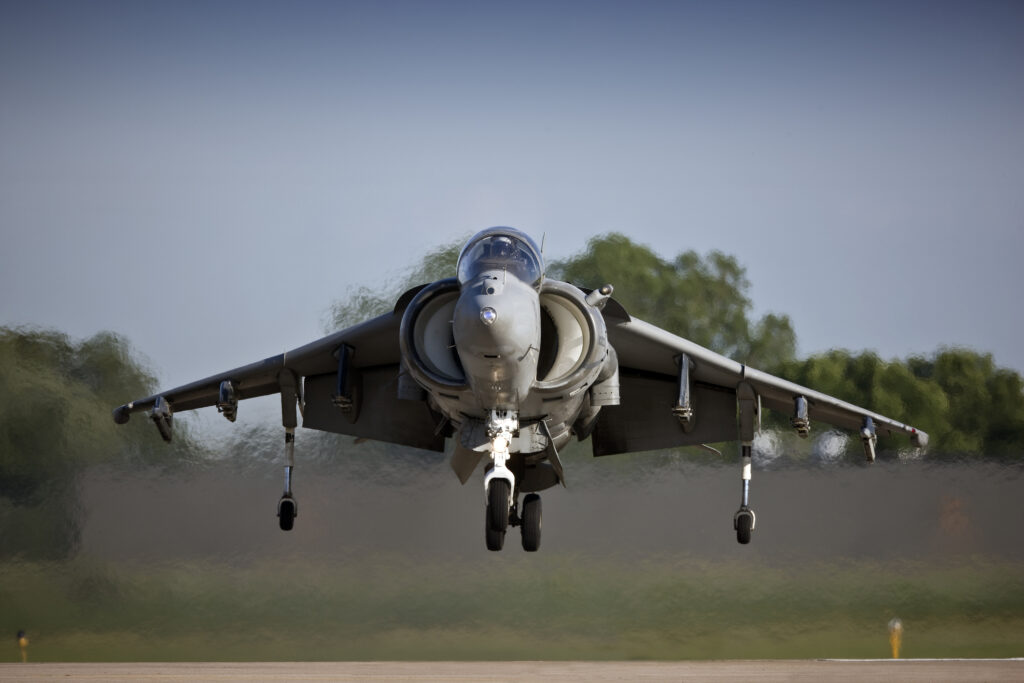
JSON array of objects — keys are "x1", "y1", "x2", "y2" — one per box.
[
  {"x1": 480, "y1": 410, "x2": 543, "y2": 552},
  {"x1": 483, "y1": 410, "x2": 516, "y2": 552}
]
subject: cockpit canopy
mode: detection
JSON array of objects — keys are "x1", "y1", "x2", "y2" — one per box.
[{"x1": 456, "y1": 227, "x2": 544, "y2": 288}]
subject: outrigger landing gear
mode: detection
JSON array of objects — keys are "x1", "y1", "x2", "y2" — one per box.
[
  {"x1": 278, "y1": 428, "x2": 297, "y2": 531},
  {"x1": 277, "y1": 370, "x2": 299, "y2": 532},
  {"x1": 734, "y1": 382, "x2": 758, "y2": 545},
  {"x1": 733, "y1": 444, "x2": 755, "y2": 544}
]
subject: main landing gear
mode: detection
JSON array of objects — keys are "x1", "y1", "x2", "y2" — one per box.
[
  {"x1": 486, "y1": 486, "x2": 543, "y2": 552},
  {"x1": 483, "y1": 410, "x2": 542, "y2": 552}
]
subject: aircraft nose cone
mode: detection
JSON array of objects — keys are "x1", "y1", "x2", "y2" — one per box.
[{"x1": 452, "y1": 275, "x2": 541, "y2": 408}]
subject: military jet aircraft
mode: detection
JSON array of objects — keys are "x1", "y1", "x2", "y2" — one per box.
[{"x1": 114, "y1": 227, "x2": 928, "y2": 551}]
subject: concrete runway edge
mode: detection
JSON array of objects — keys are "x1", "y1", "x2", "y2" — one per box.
[{"x1": 1, "y1": 660, "x2": 1023, "y2": 682}]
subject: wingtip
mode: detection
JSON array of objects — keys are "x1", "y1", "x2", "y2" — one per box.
[{"x1": 112, "y1": 404, "x2": 131, "y2": 425}]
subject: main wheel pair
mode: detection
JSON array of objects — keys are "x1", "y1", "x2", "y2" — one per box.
[{"x1": 485, "y1": 481, "x2": 541, "y2": 552}]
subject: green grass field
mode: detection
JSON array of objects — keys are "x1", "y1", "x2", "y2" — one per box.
[{"x1": 3, "y1": 554, "x2": 1022, "y2": 661}]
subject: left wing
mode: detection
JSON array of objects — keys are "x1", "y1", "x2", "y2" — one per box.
[
  {"x1": 113, "y1": 292, "x2": 445, "y2": 452},
  {"x1": 594, "y1": 311, "x2": 928, "y2": 457}
]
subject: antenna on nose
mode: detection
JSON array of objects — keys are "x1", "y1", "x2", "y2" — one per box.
[{"x1": 540, "y1": 233, "x2": 546, "y2": 257}]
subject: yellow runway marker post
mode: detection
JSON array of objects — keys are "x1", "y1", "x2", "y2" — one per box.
[{"x1": 888, "y1": 618, "x2": 903, "y2": 659}]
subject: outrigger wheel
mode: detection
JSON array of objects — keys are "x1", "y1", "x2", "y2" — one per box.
[
  {"x1": 734, "y1": 507, "x2": 755, "y2": 545},
  {"x1": 278, "y1": 495, "x2": 297, "y2": 531}
]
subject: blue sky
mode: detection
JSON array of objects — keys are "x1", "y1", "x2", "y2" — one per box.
[{"x1": 2, "y1": 0, "x2": 1023, "y2": 392}]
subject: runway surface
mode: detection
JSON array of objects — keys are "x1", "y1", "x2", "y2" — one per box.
[{"x1": 1, "y1": 660, "x2": 1022, "y2": 682}]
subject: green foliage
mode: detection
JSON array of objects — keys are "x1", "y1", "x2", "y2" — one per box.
[
  {"x1": 911, "y1": 348, "x2": 1024, "y2": 455},
  {"x1": 0, "y1": 327, "x2": 200, "y2": 558},
  {"x1": 549, "y1": 233, "x2": 797, "y2": 367},
  {"x1": 2, "y1": 329, "x2": 137, "y2": 493},
  {"x1": 776, "y1": 348, "x2": 1024, "y2": 455}
]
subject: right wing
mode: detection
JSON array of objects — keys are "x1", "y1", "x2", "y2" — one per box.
[{"x1": 595, "y1": 311, "x2": 928, "y2": 457}]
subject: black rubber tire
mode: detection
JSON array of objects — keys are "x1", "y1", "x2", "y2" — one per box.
[
  {"x1": 487, "y1": 479, "x2": 511, "y2": 532},
  {"x1": 736, "y1": 513, "x2": 752, "y2": 545},
  {"x1": 521, "y1": 493, "x2": 542, "y2": 552},
  {"x1": 278, "y1": 497, "x2": 296, "y2": 531},
  {"x1": 486, "y1": 523, "x2": 505, "y2": 551}
]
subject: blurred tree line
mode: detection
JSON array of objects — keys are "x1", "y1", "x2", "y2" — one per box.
[
  {"x1": 0, "y1": 329, "x2": 199, "y2": 558},
  {"x1": 2, "y1": 232, "x2": 1021, "y2": 557}
]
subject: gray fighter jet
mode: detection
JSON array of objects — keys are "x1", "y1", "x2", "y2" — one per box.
[{"x1": 113, "y1": 227, "x2": 928, "y2": 551}]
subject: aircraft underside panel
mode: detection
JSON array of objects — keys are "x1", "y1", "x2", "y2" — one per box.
[
  {"x1": 591, "y1": 370, "x2": 736, "y2": 456},
  {"x1": 303, "y1": 366, "x2": 446, "y2": 452}
]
